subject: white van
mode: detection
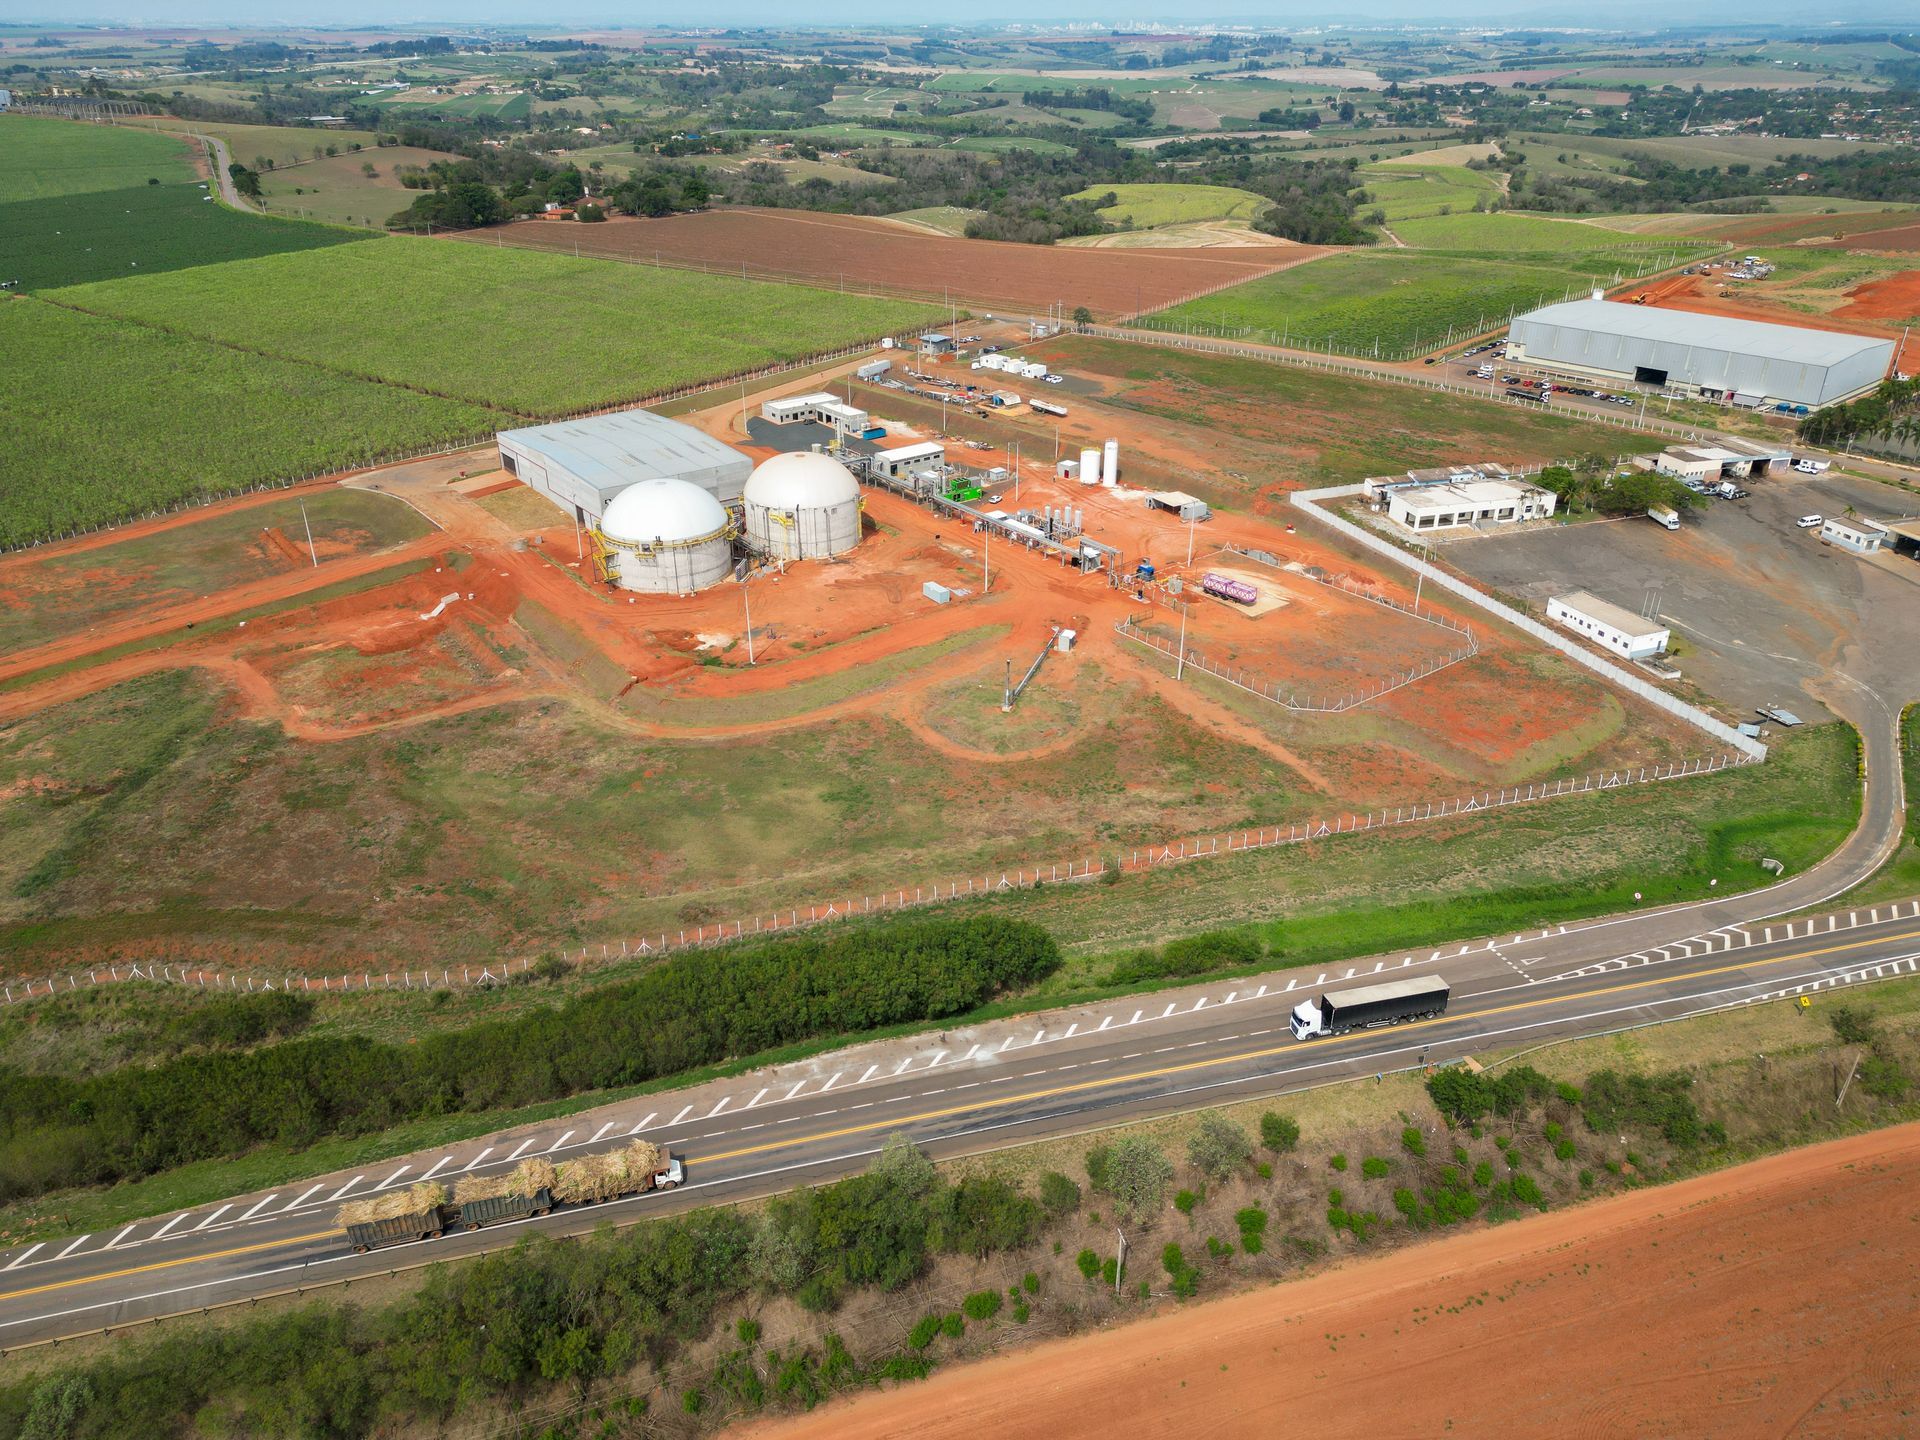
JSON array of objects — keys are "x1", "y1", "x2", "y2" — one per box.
[
  {"x1": 1793, "y1": 458, "x2": 1830, "y2": 474},
  {"x1": 1796, "y1": 514, "x2": 1823, "y2": 529}
]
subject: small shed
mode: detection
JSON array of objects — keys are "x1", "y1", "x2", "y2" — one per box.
[{"x1": 1147, "y1": 491, "x2": 1211, "y2": 523}]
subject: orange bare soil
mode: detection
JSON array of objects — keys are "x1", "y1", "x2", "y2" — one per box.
[
  {"x1": 1632, "y1": 270, "x2": 1907, "y2": 340},
  {"x1": 749, "y1": 1123, "x2": 1920, "y2": 1440},
  {"x1": 459, "y1": 207, "x2": 1324, "y2": 318}
]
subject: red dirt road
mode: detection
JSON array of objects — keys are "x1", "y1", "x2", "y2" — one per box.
[
  {"x1": 1633, "y1": 271, "x2": 1905, "y2": 340},
  {"x1": 464, "y1": 207, "x2": 1324, "y2": 318},
  {"x1": 748, "y1": 1124, "x2": 1920, "y2": 1440}
]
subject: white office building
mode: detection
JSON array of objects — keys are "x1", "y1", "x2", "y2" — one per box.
[
  {"x1": 1547, "y1": 591, "x2": 1670, "y2": 660},
  {"x1": 1820, "y1": 517, "x2": 1885, "y2": 555},
  {"x1": 760, "y1": 392, "x2": 871, "y2": 437},
  {"x1": 1386, "y1": 478, "x2": 1557, "y2": 532}
]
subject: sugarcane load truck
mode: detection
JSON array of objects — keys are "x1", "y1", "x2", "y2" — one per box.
[{"x1": 1289, "y1": 975, "x2": 1450, "y2": 1040}]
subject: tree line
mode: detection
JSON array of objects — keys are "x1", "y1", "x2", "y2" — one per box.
[{"x1": 0, "y1": 916, "x2": 1059, "y2": 1200}]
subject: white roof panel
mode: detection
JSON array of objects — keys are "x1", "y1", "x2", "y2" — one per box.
[{"x1": 1515, "y1": 298, "x2": 1892, "y2": 369}]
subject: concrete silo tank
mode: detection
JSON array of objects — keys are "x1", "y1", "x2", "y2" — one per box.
[
  {"x1": 1103, "y1": 439, "x2": 1119, "y2": 487},
  {"x1": 742, "y1": 451, "x2": 863, "y2": 560},
  {"x1": 597, "y1": 478, "x2": 735, "y2": 594}
]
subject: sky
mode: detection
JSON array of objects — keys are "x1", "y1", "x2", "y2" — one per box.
[{"x1": 1, "y1": 0, "x2": 1911, "y2": 28}]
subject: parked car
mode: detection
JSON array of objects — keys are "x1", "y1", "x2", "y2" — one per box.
[{"x1": 1797, "y1": 515, "x2": 1824, "y2": 529}]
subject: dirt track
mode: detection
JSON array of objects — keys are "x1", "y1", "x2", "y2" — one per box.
[
  {"x1": 463, "y1": 208, "x2": 1324, "y2": 319},
  {"x1": 748, "y1": 1123, "x2": 1920, "y2": 1440}
]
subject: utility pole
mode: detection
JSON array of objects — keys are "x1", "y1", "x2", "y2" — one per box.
[
  {"x1": 299, "y1": 501, "x2": 318, "y2": 567},
  {"x1": 1186, "y1": 512, "x2": 1196, "y2": 566},
  {"x1": 1115, "y1": 1228, "x2": 1127, "y2": 1296},
  {"x1": 983, "y1": 523, "x2": 990, "y2": 594},
  {"x1": 1175, "y1": 603, "x2": 1188, "y2": 681}
]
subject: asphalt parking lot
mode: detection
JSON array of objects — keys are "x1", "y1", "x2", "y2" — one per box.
[{"x1": 1443, "y1": 468, "x2": 1920, "y2": 727}]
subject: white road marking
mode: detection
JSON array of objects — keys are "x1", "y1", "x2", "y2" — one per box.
[
  {"x1": 589, "y1": 1123, "x2": 616, "y2": 1143},
  {"x1": 707, "y1": 1098, "x2": 730, "y2": 1119},
  {"x1": 545, "y1": 1130, "x2": 575, "y2": 1153},
  {"x1": 750, "y1": 1087, "x2": 772, "y2": 1105},
  {"x1": 198, "y1": 1203, "x2": 239, "y2": 1229},
  {"x1": 858, "y1": 1066, "x2": 878, "y2": 1083},
  {"x1": 1098, "y1": 1016, "x2": 1113, "y2": 1030},
  {"x1": 785, "y1": 1081, "x2": 807, "y2": 1100},
  {"x1": 671, "y1": 1105, "x2": 694, "y2": 1124},
  {"x1": 54, "y1": 1236, "x2": 91, "y2": 1261},
  {"x1": 284, "y1": 1185, "x2": 325, "y2": 1212},
  {"x1": 891, "y1": 1061, "x2": 911, "y2": 1077},
  {"x1": 149, "y1": 1215, "x2": 190, "y2": 1240},
  {"x1": 504, "y1": 1139, "x2": 535, "y2": 1162},
  {"x1": 462, "y1": 1147, "x2": 495, "y2": 1172},
  {"x1": 103, "y1": 1226, "x2": 140, "y2": 1252},
  {"x1": 418, "y1": 1156, "x2": 452, "y2": 1182},
  {"x1": 3, "y1": 1244, "x2": 44, "y2": 1271},
  {"x1": 928, "y1": 1052, "x2": 948, "y2": 1068},
  {"x1": 821, "y1": 1072, "x2": 845, "y2": 1092},
  {"x1": 374, "y1": 1166, "x2": 410, "y2": 1191},
  {"x1": 634, "y1": 1112, "x2": 657, "y2": 1131},
  {"x1": 237, "y1": 1194, "x2": 280, "y2": 1222}
]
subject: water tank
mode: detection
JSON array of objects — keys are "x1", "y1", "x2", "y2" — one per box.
[
  {"x1": 1103, "y1": 439, "x2": 1120, "y2": 487},
  {"x1": 1079, "y1": 447, "x2": 1101, "y2": 487},
  {"x1": 742, "y1": 451, "x2": 862, "y2": 559},
  {"x1": 599, "y1": 478, "x2": 734, "y2": 593}
]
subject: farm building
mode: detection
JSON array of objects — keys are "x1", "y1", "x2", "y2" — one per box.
[
  {"x1": 1547, "y1": 592, "x2": 1670, "y2": 660},
  {"x1": 1507, "y1": 298, "x2": 1895, "y2": 409},
  {"x1": 741, "y1": 451, "x2": 863, "y2": 560},
  {"x1": 592, "y1": 478, "x2": 735, "y2": 594},
  {"x1": 760, "y1": 392, "x2": 872, "y2": 438},
  {"x1": 1383, "y1": 476, "x2": 1556, "y2": 532},
  {"x1": 496, "y1": 411, "x2": 751, "y2": 527}
]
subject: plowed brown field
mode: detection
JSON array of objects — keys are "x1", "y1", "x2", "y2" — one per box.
[
  {"x1": 464, "y1": 208, "x2": 1324, "y2": 318},
  {"x1": 749, "y1": 1123, "x2": 1920, "y2": 1440}
]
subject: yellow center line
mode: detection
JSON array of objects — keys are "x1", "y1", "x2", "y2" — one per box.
[
  {"x1": 697, "y1": 926, "x2": 1920, "y2": 1166},
  {"x1": 4, "y1": 924, "x2": 1914, "y2": 1307},
  {"x1": 0, "y1": 1230, "x2": 338, "y2": 1304}
]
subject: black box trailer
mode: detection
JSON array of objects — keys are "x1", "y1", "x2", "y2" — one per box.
[{"x1": 1290, "y1": 975, "x2": 1450, "y2": 1039}]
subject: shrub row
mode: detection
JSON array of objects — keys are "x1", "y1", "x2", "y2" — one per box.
[
  {"x1": 0, "y1": 915, "x2": 1060, "y2": 1199},
  {"x1": 0, "y1": 1137, "x2": 1053, "y2": 1438}
]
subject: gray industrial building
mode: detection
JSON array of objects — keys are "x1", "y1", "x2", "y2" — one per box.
[
  {"x1": 496, "y1": 410, "x2": 752, "y2": 526},
  {"x1": 1507, "y1": 298, "x2": 1894, "y2": 410}
]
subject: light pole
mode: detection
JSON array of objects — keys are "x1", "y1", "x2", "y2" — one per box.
[
  {"x1": 1186, "y1": 512, "x2": 1196, "y2": 566},
  {"x1": 1175, "y1": 603, "x2": 1188, "y2": 681}
]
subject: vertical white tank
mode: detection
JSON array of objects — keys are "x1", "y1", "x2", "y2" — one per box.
[
  {"x1": 1103, "y1": 439, "x2": 1119, "y2": 487},
  {"x1": 1079, "y1": 447, "x2": 1101, "y2": 487}
]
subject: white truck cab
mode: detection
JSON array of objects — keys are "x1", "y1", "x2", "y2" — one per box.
[{"x1": 1289, "y1": 999, "x2": 1326, "y2": 1040}]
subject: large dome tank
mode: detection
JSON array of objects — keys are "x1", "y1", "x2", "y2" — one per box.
[
  {"x1": 597, "y1": 477, "x2": 734, "y2": 593},
  {"x1": 741, "y1": 451, "x2": 862, "y2": 560}
]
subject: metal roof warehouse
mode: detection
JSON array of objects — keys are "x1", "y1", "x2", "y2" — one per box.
[
  {"x1": 1507, "y1": 298, "x2": 1895, "y2": 409},
  {"x1": 497, "y1": 410, "x2": 752, "y2": 525}
]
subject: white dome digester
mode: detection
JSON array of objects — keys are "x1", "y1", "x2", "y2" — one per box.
[
  {"x1": 740, "y1": 451, "x2": 863, "y2": 560},
  {"x1": 595, "y1": 477, "x2": 735, "y2": 593}
]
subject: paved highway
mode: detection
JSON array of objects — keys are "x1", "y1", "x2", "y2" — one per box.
[{"x1": 1, "y1": 886, "x2": 1914, "y2": 1350}]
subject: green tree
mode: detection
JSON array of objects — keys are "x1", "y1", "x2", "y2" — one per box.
[
  {"x1": 1103, "y1": 1137, "x2": 1174, "y2": 1222},
  {"x1": 1187, "y1": 1114, "x2": 1252, "y2": 1181}
]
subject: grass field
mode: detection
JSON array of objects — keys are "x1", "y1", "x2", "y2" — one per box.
[
  {"x1": 1067, "y1": 182, "x2": 1272, "y2": 229},
  {"x1": 946, "y1": 135, "x2": 1076, "y2": 155},
  {"x1": 1357, "y1": 163, "x2": 1503, "y2": 223},
  {"x1": 884, "y1": 206, "x2": 987, "y2": 236},
  {"x1": 0, "y1": 489, "x2": 430, "y2": 656},
  {"x1": 1510, "y1": 131, "x2": 1895, "y2": 174},
  {"x1": 1032, "y1": 334, "x2": 1651, "y2": 495},
  {"x1": 256, "y1": 144, "x2": 459, "y2": 229},
  {"x1": 0, "y1": 181, "x2": 372, "y2": 289},
  {"x1": 1149, "y1": 249, "x2": 1636, "y2": 355},
  {"x1": 145, "y1": 119, "x2": 386, "y2": 171},
  {"x1": 0, "y1": 114, "x2": 195, "y2": 199},
  {"x1": 0, "y1": 300, "x2": 495, "y2": 548},
  {"x1": 1388, "y1": 211, "x2": 1708, "y2": 257},
  {"x1": 51, "y1": 239, "x2": 938, "y2": 416}
]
